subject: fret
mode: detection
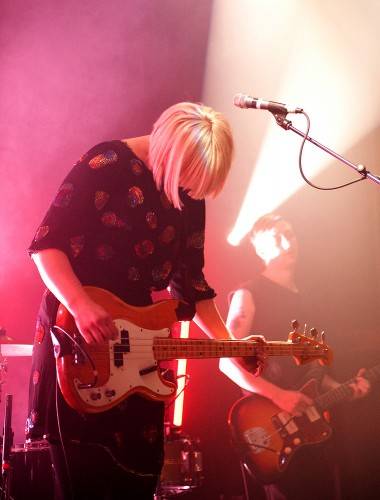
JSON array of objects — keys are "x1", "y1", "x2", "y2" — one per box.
[
  {"x1": 55, "y1": 286, "x2": 332, "y2": 413},
  {"x1": 315, "y1": 363, "x2": 380, "y2": 411},
  {"x1": 152, "y1": 338, "x2": 328, "y2": 361}
]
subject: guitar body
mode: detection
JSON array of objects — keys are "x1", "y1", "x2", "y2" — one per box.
[
  {"x1": 52, "y1": 286, "x2": 332, "y2": 415},
  {"x1": 53, "y1": 286, "x2": 181, "y2": 414},
  {"x1": 228, "y1": 379, "x2": 332, "y2": 484}
]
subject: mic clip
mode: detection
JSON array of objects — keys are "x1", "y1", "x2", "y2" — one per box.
[{"x1": 272, "y1": 113, "x2": 292, "y2": 130}]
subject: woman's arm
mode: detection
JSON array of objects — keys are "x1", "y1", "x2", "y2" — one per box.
[
  {"x1": 32, "y1": 248, "x2": 117, "y2": 344},
  {"x1": 193, "y1": 297, "x2": 260, "y2": 374},
  {"x1": 193, "y1": 298, "x2": 232, "y2": 340}
]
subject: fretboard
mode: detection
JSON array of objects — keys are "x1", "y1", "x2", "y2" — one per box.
[
  {"x1": 152, "y1": 337, "x2": 328, "y2": 361},
  {"x1": 316, "y1": 364, "x2": 380, "y2": 410}
]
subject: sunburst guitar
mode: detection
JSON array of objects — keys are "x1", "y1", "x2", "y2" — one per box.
[
  {"x1": 228, "y1": 364, "x2": 379, "y2": 484},
  {"x1": 52, "y1": 286, "x2": 332, "y2": 414}
]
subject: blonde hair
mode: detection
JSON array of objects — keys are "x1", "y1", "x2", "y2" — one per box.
[{"x1": 149, "y1": 102, "x2": 233, "y2": 209}]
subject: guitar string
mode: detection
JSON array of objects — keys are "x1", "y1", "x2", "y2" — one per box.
[
  {"x1": 53, "y1": 324, "x2": 324, "y2": 455},
  {"x1": 72, "y1": 348, "x2": 326, "y2": 356},
  {"x1": 52, "y1": 321, "x2": 326, "y2": 455},
  {"x1": 76, "y1": 339, "x2": 327, "y2": 350},
  {"x1": 53, "y1": 325, "x2": 328, "y2": 367},
  {"x1": 75, "y1": 354, "x2": 326, "y2": 362},
  {"x1": 55, "y1": 326, "x2": 327, "y2": 356},
  {"x1": 69, "y1": 340, "x2": 327, "y2": 352}
]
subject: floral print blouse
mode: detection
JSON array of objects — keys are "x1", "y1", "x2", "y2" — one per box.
[{"x1": 29, "y1": 140, "x2": 216, "y2": 309}]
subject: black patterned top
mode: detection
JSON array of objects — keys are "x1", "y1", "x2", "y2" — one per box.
[
  {"x1": 29, "y1": 140, "x2": 216, "y2": 308},
  {"x1": 26, "y1": 140, "x2": 216, "y2": 457}
]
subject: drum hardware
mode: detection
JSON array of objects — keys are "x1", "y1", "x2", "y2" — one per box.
[
  {"x1": 0, "y1": 328, "x2": 13, "y2": 500},
  {"x1": 0, "y1": 328, "x2": 33, "y2": 407},
  {"x1": 156, "y1": 424, "x2": 203, "y2": 498},
  {"x1": 0, "y1": 395, "x2": 13, "y2": 500},
  {"x1": 8, "y1": 440, "x2": 53, "y2": 500},
  {"x1": 0, "y1": 329, "x2": 36, "y2": 500}
]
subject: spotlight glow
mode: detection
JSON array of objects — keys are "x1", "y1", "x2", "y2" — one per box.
[{"x1": 203, "y1": 0, "x2": 380, "y2": 245}]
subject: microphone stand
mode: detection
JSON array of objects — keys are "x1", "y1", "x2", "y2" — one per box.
[{"x1": 272, "y1": 113, "x2": 380, "y2": 186}]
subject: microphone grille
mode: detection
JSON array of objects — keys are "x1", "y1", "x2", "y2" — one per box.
[{"x1": 233, "y1": 93, "x2": 248, "y2": 108}]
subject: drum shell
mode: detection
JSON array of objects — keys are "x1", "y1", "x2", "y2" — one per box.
[
  {"x1": 159, "y1": 436, "x2": 203, "y2": 494},
  {"x1": 8, "y1": 440, "x2": 54, "y2": 500}
]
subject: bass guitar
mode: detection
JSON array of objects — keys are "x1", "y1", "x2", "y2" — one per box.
[
  {"x1": 228, "y1": 364, "x2": 379, "y2": 484},
  {"x1": 52, "y1": 286, "x2": 332, "y2": 414}
]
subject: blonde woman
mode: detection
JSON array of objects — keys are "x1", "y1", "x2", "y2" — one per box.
[{"x1": 27, "y1": 102, "x2": 251, "y2": 499}]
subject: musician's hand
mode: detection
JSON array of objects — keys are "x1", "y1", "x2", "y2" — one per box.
[
  {"x1": 274, "y1": 389, "x2": 313, "y2": 417},
  {"x1": 349, "y1": 368, "x2": 370, "y2": 400},
  {"x1": 71, "y1": 295, "x2": 119, "y2": 344},
  {"x1": 234, "y1": 335, "x2": 266, "y2": 376},
  {"x1": 234, "y1": 355, "x2": 264, "y2": 376}
]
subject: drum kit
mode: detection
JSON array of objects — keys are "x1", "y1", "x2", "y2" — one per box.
[
  {"x1": 0, "y1": 328, "x2": 204, "y2": 499},
  {"x1": 156, "y1": 424, "x2": 204, "y2": 499},
  {"x1": 0, "y1": 326, "x2": 44, "y2": 500}
]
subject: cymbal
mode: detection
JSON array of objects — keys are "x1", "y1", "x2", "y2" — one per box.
[{"x1": 0, "y1": 344, "x2": 33, "y2": 357}]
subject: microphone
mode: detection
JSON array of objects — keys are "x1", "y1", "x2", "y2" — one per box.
[{"x1": 233, "y1": 93, "x2": 303, "y2": 114}]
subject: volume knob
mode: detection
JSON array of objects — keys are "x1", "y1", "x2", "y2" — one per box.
[{"x1": 105, "y1": 389, "x2": 116, "y2": 398}]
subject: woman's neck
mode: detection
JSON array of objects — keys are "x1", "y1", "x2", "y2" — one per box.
[{"x1": 123, "y1": 135, "x2": 150, "y2": 167}]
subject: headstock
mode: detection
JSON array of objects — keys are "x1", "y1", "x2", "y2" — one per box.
[{"x1": 287, "y1": 320, "x2": 333, "y2": 366}]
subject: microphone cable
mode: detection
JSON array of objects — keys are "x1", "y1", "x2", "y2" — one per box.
[{"x1": 297, "y1": 111, "x2": 365, "y2": 191}]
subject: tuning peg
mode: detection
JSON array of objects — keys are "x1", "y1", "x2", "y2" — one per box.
[
  {"x1": 303, "y1": 323, "x2": 308, "y2": 335},
  {"x1": 321, "y1": 331, "x2": 326, "y2": 344},
  {"x1": 310, "y1": 327, "x2": 318, "y2": 338}
]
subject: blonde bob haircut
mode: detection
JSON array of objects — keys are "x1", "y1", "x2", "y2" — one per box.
[{"x1": 149, "y1": 102, "x2": 234, "y2": 209}]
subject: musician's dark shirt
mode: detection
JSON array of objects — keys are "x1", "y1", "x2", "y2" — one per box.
[
  {"x1": 239, "y1": 274, "x2": 325, "y2": 389},
  {"x1": 231, "y1": 275, "x2": 338, "y2": 500}
]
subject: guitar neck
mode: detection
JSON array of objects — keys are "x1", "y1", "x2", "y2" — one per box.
[
  {"x1": 316, "y1": 364, "x2": 380, "y2": 410},
  {"x1": 153, "y1": 338, "x2": 326, "y2": 361}
]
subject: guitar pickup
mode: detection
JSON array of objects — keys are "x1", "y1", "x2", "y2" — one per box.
[
  {"x1": 272, "y1": 411, "x2": 299, "y2": 436},
  {"x1": 304, "y1": 405, "x2": 321, "y2": 423},
  {"x1": 113, "y1": 328, "x2": 130, "y2": 367}
]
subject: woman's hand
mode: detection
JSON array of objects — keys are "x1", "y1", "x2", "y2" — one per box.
[
  {"x1": 32, "y1": 249, "x2": 119, "y2": 345},
  {"x1": 70, "y1": 294, "x2": 119, "y2": 345}
]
